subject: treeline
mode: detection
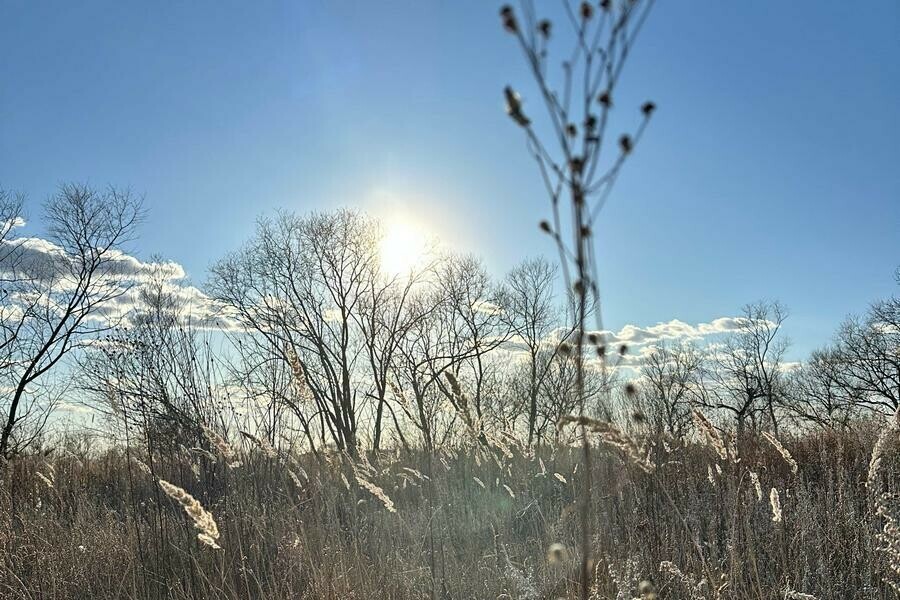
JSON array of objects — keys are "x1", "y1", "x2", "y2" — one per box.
[{"x1": 3, "y1": 187, "x2": 896, "y2": 459}]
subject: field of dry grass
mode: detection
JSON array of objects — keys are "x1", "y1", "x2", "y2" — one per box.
[{"x1": 1, "y1": 420, "x2": 897, "y2": 599}]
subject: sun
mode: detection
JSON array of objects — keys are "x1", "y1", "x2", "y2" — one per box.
[{"x1": 378, "y1": 218, "x2": 427, "y2": 276}]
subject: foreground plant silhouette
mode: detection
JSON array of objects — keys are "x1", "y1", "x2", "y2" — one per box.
[{"x1": 498, "y1": 1, "x2": 657, "y2": 596}]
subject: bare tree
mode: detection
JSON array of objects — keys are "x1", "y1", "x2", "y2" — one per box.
[
  {"x1": 705, "y1": 300, "x2": 789, "y2": 435},
  {"x1": 354, "y1": 260, "x2": 432, "y2": 452},
  {"x1": 210, "y1": 209, "x2": 380, "y2": 457},
  {"x1": 392, "y1": 287, "x2": 470, "y2": 451},
  {"x1": 78, "y1": 265, "x2": 227, "y2": 451},
  {"x1": 391, "y1": 255, "x2": 510, "y2": 450},
  {"x1": 437, "y1": 255, "x2": 512, "y2": 428},
  {"x1": 636, "y1": 341, "x2": 705, "y2": 440},
  {"x1": 0, "y1": 189, "x2": 25, "y2": 277},
  {"x1": 499, "y1": 257, "x2": 564, "y2": 446},
  {"x1": 783, "y1": 348, "x2": 859, "y2": 431},
  {"x1": 536, "y1": 347, "x2": 613, "y2": 445},
  {"x1": 0, "y1": 185, "x2": 142, "y2": 457},
  {"x1": 228, "y1": 333, "x2": 302, "y2": 451},
  {"x1": 826, "y1": 296, "x2": 900, "y2": 413},
  {"x1": 0, "y1": 190, "x2": 26, "y2": 372}
]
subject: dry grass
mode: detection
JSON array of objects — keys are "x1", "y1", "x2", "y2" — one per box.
[{"x1": 0, "y1": 423, "x2": 896, "y2": 599}]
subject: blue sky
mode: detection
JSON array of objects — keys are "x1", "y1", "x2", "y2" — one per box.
[{"x1": 1, "y1": 1, "x2": 898, "y2": 358}]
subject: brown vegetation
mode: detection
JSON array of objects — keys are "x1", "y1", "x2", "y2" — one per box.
[{"x1": 0, "y1": 423, "x2": 897, "y2": 599}]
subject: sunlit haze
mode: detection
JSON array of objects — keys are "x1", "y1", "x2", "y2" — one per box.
[{"x1": 378, "y1": 216, "x2": 429, "y2": 276}]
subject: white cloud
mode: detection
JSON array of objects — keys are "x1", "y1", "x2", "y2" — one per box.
[
  {"x1": 500, "y1": 315, "x2": 747, "y2": 355},
  {"x1": 0, "y1": 230, "x2": 238, "y2": 333},
  {"x1": 593, "y1": 317, "x2": 749, "y2": 348},
  {"x1": 101, "y1": 282, "x2": 244, "y2": 332},
  {"x1": 0, "y1": 235, "x2": 186, "y2": 286},
  {"x1": 58, "y1": 401, "x2": 93, "y2": 415},
  {"x1": 102, "y1": 249, "x2": 186, "y2": 282},
  {"x1": 0, "y1": 237, "x2": 70, "y2": 281},
  {"x1": 0, "y1": 217, "x2": 26, "y2": 237},
  {"x1": 697, "y1": 317, "x2": 750, "y2": 335},
  {"x1": 782, "y1": 361, "x2": 802, "y2": 373},
  {"x1": 472, "y1": 300, "x2": 502, "y2": 316},
  {"x1": 508, "y1": 316, "x2": 752, "y2": 373}
]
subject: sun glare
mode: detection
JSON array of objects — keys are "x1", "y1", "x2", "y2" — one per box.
[{"x1": 378, "y1": 218, "x2": 427, "y2": 276}]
